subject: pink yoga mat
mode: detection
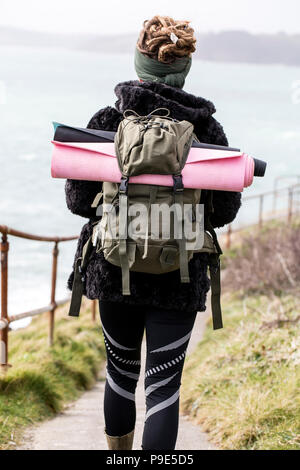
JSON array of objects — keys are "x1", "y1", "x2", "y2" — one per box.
[{"x1": 51, "y1": 141, "x2": 254, "y2": 192}]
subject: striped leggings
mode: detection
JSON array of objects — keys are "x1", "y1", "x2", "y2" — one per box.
[{"x1": 99, "y1": 300, "x2": 197, "y2": 450}]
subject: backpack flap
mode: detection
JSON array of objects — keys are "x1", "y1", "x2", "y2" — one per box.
[{"x1": 114, "y1": 109, "x2": 194, "y2": 177}]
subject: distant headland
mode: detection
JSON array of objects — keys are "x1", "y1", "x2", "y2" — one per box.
[{"x1": 1, "y1": 26, "x2": 299, "y2": 67}]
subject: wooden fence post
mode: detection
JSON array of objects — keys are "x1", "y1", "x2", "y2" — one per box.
[
  {"x1": 49, "y1": 241, "x2": 59, "y2": 347},
  {"x1": 91, "y1": 300, "x2": 97, "y2": 322},
  {"x1": 0, "y1": 231, "x2": 9, "y2": 369},
  {"x1": 226, "y1": 224, "x2": 232, "y2": 249},
  {"x1": 258, "y1": 195, "x2": 264, "y2": 228},
  {"x1": 288, "y1": 188, "x2": 293, "y2": 224}
]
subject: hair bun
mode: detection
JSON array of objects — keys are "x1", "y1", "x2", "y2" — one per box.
[{"x1": 137, "y1": 15, "x2": 196, "y2": 64}]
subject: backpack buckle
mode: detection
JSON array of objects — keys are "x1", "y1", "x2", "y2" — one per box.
[
  {"x1": 119, "y1": 176, "x2": 129, "y2": 195},
  {"x1": 173, "y1": 174, "x2": 184, "y2": 193}
]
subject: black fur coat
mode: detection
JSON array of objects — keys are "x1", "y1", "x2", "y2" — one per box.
[{"x1": 65, "y1": 80, "x2": 241, "y2": 313}]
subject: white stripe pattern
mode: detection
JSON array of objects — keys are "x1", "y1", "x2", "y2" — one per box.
[
  {"x1": 145, "y1": 389, "x2": 180, "y2": 421},
  {"x1": 150, "y1": 330, "x2": 192, "y2": 353},
  {"x1": 145, "y1": 372, "x2": 179, "y2": 397},
  {"x1": 145, "y1": 351, "x2": 186, "y2": 378},
  {"x1": 106, "y1": 370, "x2": 135, "y2": 401},
  {"x1": 109, "y1": 359, "x2": 140, "y2": 381},
  {"x1": 102, "y1": 324, "x2": 136, "y2": 351},
  {"x1": 103, "y1": 337, "x2": 141, "y2": 365}
]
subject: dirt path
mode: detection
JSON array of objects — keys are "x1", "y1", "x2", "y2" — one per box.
[{"x1": 18, "y1": 310, "x2": 216, "y2": 450}]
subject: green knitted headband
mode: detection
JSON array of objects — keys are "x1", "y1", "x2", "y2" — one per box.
[{"x1": 134, "y1": 48, "x2": 192, "y2": 89}]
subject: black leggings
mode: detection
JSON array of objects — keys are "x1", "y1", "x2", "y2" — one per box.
[{"x1": 99, "y1": 300, "x2": 197, "y2": 450}]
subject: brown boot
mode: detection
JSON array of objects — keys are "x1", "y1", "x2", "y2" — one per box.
[{"x1": 104, "y1": 428, "x2": 135, "y2": 450}]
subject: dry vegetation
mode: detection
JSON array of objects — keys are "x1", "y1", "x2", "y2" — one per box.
[
  {"x1": 224, "y1": 223, "x2": 300, "y2": 296},
  {"x1": 181, "y1": 293, "x2": 300, "y2": 450},
  {"x1": 181, "y1": 222, "x2": 300, "y2": 450}
]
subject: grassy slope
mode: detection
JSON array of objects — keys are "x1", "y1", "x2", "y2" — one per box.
[
  {"x1": 181, "y1": 292, "x2": 300, "y2": 450},
  {"x1": 0, "y1": 300, "x2": 105, "y2": 450}
]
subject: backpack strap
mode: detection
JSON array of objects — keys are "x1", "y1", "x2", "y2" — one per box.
[
  {"x1": 173, "y1": 174, "x2": 190, "y2": 283},
  {"x1": 209, "y1": 253, "x2": 223, "y2": 330},
  {"x1": 143, "y1": 186, "x2": 158, "y2": 259},
  {"x1": 119, "y1": 176, "x2": 130, "y2": 295},
  {"x1": 205, "y1": 190, "x2": 223, "y2": 330},
  {"x1": 91, "y1": 191, "x2": 103, "y2": 208},
  {"x1": 68, "y1": 235, "x2": 94, "y2": 317}
]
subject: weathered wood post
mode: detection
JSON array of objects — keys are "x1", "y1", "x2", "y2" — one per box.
[
  {"x1": 0, "y1": 230, "x2": 9, "y2": 368},
  {"x1": 288, "y1": 187, "x2": 294, "y2": 225},
  {"x1": 91, "y1": 300, "x2": 97, "y2": 322},
  {"x1": 49, "y1": 241, "x2": 59, "y2": 346},
  {"x1": 226, "y1": 224, "x2": 232, "y2": 249}
]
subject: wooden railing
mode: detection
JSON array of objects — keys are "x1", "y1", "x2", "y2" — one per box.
[
  {"x1": 224, "y1": 181, "x2": 300, "y2": 248},
  {"x1": 0, "y1": 225, "x2": 97, "y2": 369}
]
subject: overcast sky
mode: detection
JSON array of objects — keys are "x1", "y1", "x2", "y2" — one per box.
[{"x1": 1, "y1": 0, "x2": 300, "y2": 35}]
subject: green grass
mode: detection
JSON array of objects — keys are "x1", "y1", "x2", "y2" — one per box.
[
  {"x1": 0, "y1": 300, "x2": 105, "y2": 450},
  {"x1": 181, "y1": 292, "x2": 300, "y2": 450}
]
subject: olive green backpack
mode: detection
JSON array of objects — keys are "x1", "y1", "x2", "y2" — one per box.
[{"x1": 69, "y1": 108, "x2": 223, "y2": 329}]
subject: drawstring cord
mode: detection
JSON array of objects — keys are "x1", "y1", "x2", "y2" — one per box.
[{"x1": 122, "y1": 108, "x2": 178, "y2": 130}]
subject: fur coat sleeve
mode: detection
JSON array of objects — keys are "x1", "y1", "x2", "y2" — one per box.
[{"x1": 64, "y1": 106, "x2": 122, "y2": 219}]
